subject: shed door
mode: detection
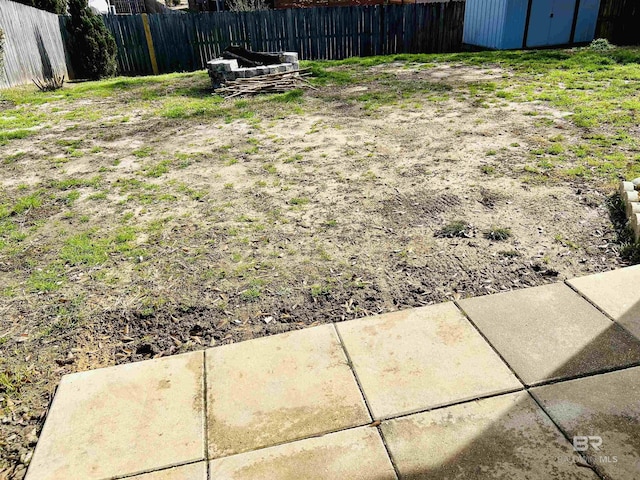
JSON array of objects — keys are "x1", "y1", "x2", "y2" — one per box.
[
  {"x1": 573, "y1": 0, "x2": 601, "y2": 43},
  {"x1": 526, "y1": 0, "x2": 577, "y2": 48}
]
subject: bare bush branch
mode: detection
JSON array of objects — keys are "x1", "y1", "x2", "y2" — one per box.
[{"x1": 226, "y1": 0, "x2": 268, "y2": 12}]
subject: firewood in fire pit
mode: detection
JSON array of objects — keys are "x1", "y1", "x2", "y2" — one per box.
[
  {"x1": 221, "y1": 45, "x2": 284, "y2": 68},
  {"x1": 216, "y1": 68, "x2": 316, "y2": 98}
]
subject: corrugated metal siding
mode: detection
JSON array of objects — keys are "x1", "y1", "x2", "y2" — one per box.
[
  {"x1": 500, "y1": 0, "x2": 527, "y2": 48},
  {"x1": 464, "y1": 0, "x2": 601, "y2": 49},
  {"x1": 463, "y1": 0, "x2": 506, "y2": 49},
  {"x1": 574, "y1": 0, "x2": 601, "y2": 43}
]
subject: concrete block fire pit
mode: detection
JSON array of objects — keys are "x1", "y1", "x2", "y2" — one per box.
[
  {"x1": 620, "y1": 179, "x2": 640, "y2": 239},
  {"x1": 207, "y1": 51, "x2": 299, "y2": 88}
]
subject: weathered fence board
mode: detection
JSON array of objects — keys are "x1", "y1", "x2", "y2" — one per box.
[
  {"x1": 0, "y1": 0, "x2": 69, "y2": 88},
  {"x1": 102, "y1": 14, "x2": 155, "y2": 75},
  {"x1": 101, "y1": 2, "x2": 466, "y2": 76}
]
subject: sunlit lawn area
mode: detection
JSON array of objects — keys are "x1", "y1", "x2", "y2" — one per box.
[{"x1": 1, "y1": 45, "x2": 640, "y2": 472}]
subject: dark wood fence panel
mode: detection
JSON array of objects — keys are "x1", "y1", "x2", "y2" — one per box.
[
  {"x1": 102, "y1": 14, "x2": 155, "y2": 75},
  {"x1": 0, "y1": 0, "x2": 69, "y2": 88},
  {"x1": 597, "y1": 0, "x2": 640, "y2": 46},
  {"x1": 101, "y1": 2, "x2": 466, "y2": 76}
]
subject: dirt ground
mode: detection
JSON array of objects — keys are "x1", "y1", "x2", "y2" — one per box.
[{"x1": 0, "y1": 62, "x2": 630, "y2": 477}]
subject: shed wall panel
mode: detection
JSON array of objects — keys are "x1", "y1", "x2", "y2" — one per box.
[
  {"x1": 463, "y1": 0, "x2": 507, "y2": 49},
  {"x1": 574, "y1": 0, "x2": 601, "y2": 43},
  {"x1": 500, "y1": 0, "x2": 528, "y2": 48}
]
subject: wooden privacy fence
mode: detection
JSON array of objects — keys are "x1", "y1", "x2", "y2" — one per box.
[
  {"x1": 101, "y1": 2, "x2": 466, "y2": 76},
  {"x1": 0, "y1": 0, "x2": 70, "y2": 88},
  {"x1": 596, "y1": 0, "x2": 640, "y2": 46}
]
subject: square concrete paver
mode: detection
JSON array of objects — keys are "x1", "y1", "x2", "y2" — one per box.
[
  {"x1": 26, "y1": 352, "x2": 205, "y2": 480},
  {"x1": 568, "y1": 265, "x2": 640, "y2": 339},
  {"x1": 336, "y1": 302, "x2": 521, "y2": 419},
  {"x1": 128, "y1": 462, "x2": 207, "y2": 480},
  {"x1": 205, "y1": 324, "x2": 370, "y2": 458},
  {"x1": 458, "y1": 283, "x2": 640, "y2": 386},
  {"x1": 381, "y1": 391, "x2": 599, "y2": 480},
  {"x1": 531, "y1": 366, "x2": 640, "y2": 479},
  {"x1": 209, "y1": 426, "x2": 396, "y2": 479}
]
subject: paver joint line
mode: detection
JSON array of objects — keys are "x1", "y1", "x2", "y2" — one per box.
[
  {"x1": 565, "y1": 275, "x2": 640, "y2": 342},
  {"x1": 331, "y1": 322, "x2": 401, "y2": 480},
  {"x1": 522, "y1": 360, "x2": 640, "y2": 388},
  {"x1": 330, "y1": 323, "x2": 375, "y2": 419},
  {"x1": 108, "y1": 459, "x2": 206, "y2": 480},
  {"x1": 566, "y1": 265, "x2": 640, "y2": 340},
  {"x1": 525, "y1": 391, "x2": 606, "y2": 480},
  {"x1": 458, "y1": 282, "x2": 640, "y2": 386},
  {"x1": 453, "y1": 299, "x2": 528, "y2": 387},
  {"x1": 201, "y1": 422, "x2": 375, "y2": 461},
  {"x1": 563, "y1": 279, "x2": 617, "y2": 324}
]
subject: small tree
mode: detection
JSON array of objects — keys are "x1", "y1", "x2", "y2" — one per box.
[
  {"x1": 13, "y1": 0, "x2": 66, "y2": 15},
  {"x1": 66, "y1": 0, "x2": 117, "y2": 80}
]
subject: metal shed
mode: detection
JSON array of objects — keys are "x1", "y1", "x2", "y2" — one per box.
[{"x1": 463, "y1": 0, "x2": 602, "y2": 50}]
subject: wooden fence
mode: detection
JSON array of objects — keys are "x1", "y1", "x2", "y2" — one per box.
[
  {"x1": 2, "y1": 0, "x2": 635, "y2": 87},
  {"x1": 596, "y1": 0, "x2": 640, "y2": 46},
  {"x1": 0, "y1": 0, "x2": 69, "y2": 88},
  {"x1": 101, "y1": 2, "x2": 466, "y2": 76}
]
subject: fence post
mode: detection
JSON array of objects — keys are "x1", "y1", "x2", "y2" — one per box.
[{"x1": 141, "y1": 13, "x2": 159, "y2": 75}]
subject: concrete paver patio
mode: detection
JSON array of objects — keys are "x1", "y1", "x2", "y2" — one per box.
[
  {"x1": 568, "y1": 264, "x2": 640, "y2": 340},
  {"x1": 336, "y1": 302, "x2": 521, "y2": 419},
  {"x1": 531, "y1": 367, "x2": 640, "y2": 480},
  {"x1": 458, "y1": 283, "x2": 640, "y2": 386},
  {"x1": 25, "y1": 266, "x2": 640, "y2": 479},
  {"x1": 205, "y1": 325, "x2": 369, "y2": 458},
  {"x1": 381, "y1": 391, "x2": 599, "y2": 480}
]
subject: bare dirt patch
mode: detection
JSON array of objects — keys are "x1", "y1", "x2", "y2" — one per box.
[{"x1": 0, "y1": 64, "x2": 627, "y2": 476}]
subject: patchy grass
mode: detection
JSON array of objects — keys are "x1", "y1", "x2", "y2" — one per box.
[
  {"x1": 435, "y1": 220, "x2": 472, "y2": 238},
  {"x1": 309, "y1": 46, "x2": 640, "y2": 183},
  {"x1": 1, "y1": 45, "x2": 639, "y2": 472},
  {"x1": 485, "y1": 227, "x2": 512, "y2": 241}
]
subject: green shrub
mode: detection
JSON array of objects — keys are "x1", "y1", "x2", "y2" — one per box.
[
  {"x1": 589, "y1": 38, "x2": 615, "y2": 52},
  {"x1": 13, "y1": 0, "x2": 66, "y2": 14},
  {"x1": 66, "y1": 0, "x2": 117, "y2": 80}
]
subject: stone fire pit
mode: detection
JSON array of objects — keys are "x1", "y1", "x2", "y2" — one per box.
[{"x1": 207, "y1": 51, "x2": 299, "y2": 88}]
